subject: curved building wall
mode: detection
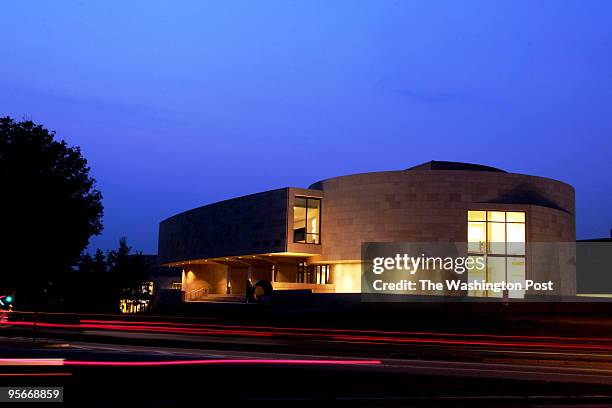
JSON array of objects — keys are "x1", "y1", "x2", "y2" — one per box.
[
  {"x1": 311, "y1": 169, "x2": 575, "y2": 261},
  {"x1": 309, "y1": 168, "x2": 576, "y2": 295}
]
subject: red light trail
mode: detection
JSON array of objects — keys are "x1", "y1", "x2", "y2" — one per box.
[
  {"x1": 0, "y1": 373, "x2": 71, "y2": 376},
  {"x1": 0, "y1": 357, "x2": 380, "y2": 367},
  {"x1": 63, "y1": 359, "x2": 382, "y2": 367},
  {"x1": 4, "y1": 314, "x2": 612, "y2": 352},
  {"x1": 78, "y1": 318, "x2": 612, "y2": 343}
]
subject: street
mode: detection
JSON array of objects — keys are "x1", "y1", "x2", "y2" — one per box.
[{"x1": 1, "y1": 310, "x2": 612, "y2": 406}]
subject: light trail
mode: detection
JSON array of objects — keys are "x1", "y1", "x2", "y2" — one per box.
[
  {"x1": 2, "y1": 321, "x2": 272, "y2": 337},
  {"x1": 331, "y1": 335, "x2": 612, "y2": 351},
  {"x1": 63, "y1": 358, "x2": 382, "y2": 367},
  {"x1": 0, "y1": 358, "x2": 64, "y2": 366},
  {"x1": 74, "y1": 319, "x2": 612, "y2": 350},
  {"x1": 0, "y1": 357, "x2": 380, "y2": 367},
  {"x1": 78, "y1": 318, "x2": 612, "y2": 343},
  {"x1": 6, "y1": 311, "x2": 612, "y2": 343},
  {"x1": 0, "y1": 373, "x2": 71, "y2": 376},
  {"x1": 5, "y1": 316, "x2": 612, "y2": 352}
]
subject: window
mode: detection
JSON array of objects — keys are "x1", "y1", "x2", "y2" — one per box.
[
  {"x1": 467, "y1": 210, "x2": 526, "y2": 298},
  {"x1": 314, "y1": 265, "x2": 330, "y2": 284},
  {"x1": 296, "y1": 263, "x2": 330, "y2": 284},
  {"x1": 293, "y1": 196, "x2": 321, "y2": 244},
  {"x1": 120, "y1": 299, "x2": 151, "y2": 314},
  {"x1": 170, "y1": 282, "x2": 182, "y2": 290},
  {"x1": 296, "y1": 262, "x2": 310, "y2": 283}
]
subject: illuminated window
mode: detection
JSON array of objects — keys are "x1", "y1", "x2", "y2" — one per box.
[
  {"x1": 119, "y1": 299, "x2": 151, "y2": 314},
  {"x1": 170, "y1": 282, "x2": 182, "y2": 290},
  {"x1": 467, "y1": 256, "x2": 486, "y2": 297},
  {"x1": 293, "y1": 197, "x2": 321, "y2": 244},
  {"x1": 487, "y1": 211, "x2": 505, "y2": 222},
  {"x1": 296, "y1": 263, "x2": 330, "y2": 284},
  {"x1": 315, "y1": 265, "x2": 330, "y2": 284},
  {"x1": 506, "y1": 212, "x2": 525, "y2": 223},
  {"x1": 468, "y1": 222, "x2": 486, "y2": 253},
  {"x1": 467, "y1": 210, "x2": 526, "y2": 298},
  {"x1": 507, "y1": 257, "x2": 526, "y2": 299},
  {"x1": 296, "y1": 262, "x2": 310, "y2": 283},
  {"x1": 487, "y1": 222, "x2": 506, "y2": 255},
  {"x1": 486, "y1": 257, "x2": 505, "y2": 298},
  {"x1": 467, "y1": 210, "x2": 486, "y2": 221},
  {"x1": 507, "y1": 222, "x2": 526, "y2": 256}
]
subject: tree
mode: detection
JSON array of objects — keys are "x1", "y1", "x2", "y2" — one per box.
[
  {"x1": 107, "y1": 237, "x2": 131, "y2": 275},
  {"x1": 107, "y1": 237, "x2": 147, "y2": 287},
  {"x1": 72, "y1": 239, "x2": 150, "y2": 313},
  {"x1": 78, "y1": 253, "x2": 94, "y2": 273},
  {"x1": 107, "y1": 237, "x2": 150, "y2": 312},
  {"x1": 92, "y1": 249, "x2": 107, "y2": 274},
  {"x1": 0, "y1": 117, "x2": 103, "y2": 307}
]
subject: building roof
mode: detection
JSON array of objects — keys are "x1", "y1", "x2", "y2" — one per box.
[
  {"x1": 406, "y1": 160, "x2": 506, "y2": 173},
  {"x1": 308, "y1": 160, "x2": 508, "y2": 189}
]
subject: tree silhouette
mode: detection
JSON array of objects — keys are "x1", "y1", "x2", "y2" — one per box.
[
  {"x1": 92, "y1": 249, "x2": 107, "y2": 274},
  {"x1": 107, "y1": 237, "x2": 148, "y2": 291},
  {"x1": 0, "y1": 117, "x2": 103, "y2": 307},
  {"x1": 78, "y1": 253, "x2": 94, "y2": 273},
  {"x1": 107, "y1": 237, "x2": 132, "y2": 275}
]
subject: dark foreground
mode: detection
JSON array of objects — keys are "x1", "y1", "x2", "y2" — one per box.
[
  {"x1": 4, "y1": 361, "x2": 612, "y2": 407},
  {"x1": 1, "y1": 301, "x2": 612, "y2": 406}
]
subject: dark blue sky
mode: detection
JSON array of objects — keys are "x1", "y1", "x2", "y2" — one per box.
[{"x1": 1, "y1": 1, "x2": 611, "y2": 253}]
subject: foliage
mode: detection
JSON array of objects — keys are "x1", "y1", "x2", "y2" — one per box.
[
  {"x1": 0, "y1": 117, "x2": 103, "y2": 305},
  {"x1": 75, "y1": 237, "x2": 151, "y2": 311}
]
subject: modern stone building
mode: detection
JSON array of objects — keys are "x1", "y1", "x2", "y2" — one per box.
[{"x1": 158, "y1": 161, "x2": 576, "y2": 301}]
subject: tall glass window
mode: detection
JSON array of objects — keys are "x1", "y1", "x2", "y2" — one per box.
[
  {"x1": 467, "y1": 210, "x2": 526, "y2": 298},
  {"x1": 293, "y1": 196, "x2": 321, "y2": 244},
  {"x1": 296, "y1": 263, "x2": 329, "y2": 284},
  {"x1": 296, "y1": 262, "x2": 310, "y2": 283},
  {"x1": 314, "y1": 265, "x2": 330, "y2": 284}
]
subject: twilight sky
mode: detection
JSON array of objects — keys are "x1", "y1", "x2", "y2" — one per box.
[{"x1": 1, "y1": 0, "x2": 611, "y2": 253}]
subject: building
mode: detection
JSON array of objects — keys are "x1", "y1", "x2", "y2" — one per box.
[
  {"x1": 577, "y1": 230, "x2": 612, "y2": 297},
  {"x1": 158, "y1": 161, "x2": 576, "y2": 301}
]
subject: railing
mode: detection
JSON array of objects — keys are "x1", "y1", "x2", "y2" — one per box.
[
  {"x1": 186, "y1": 287, "x2": 208, "y2": 301},
  {"x1": 272, "y1": 282, "x2": 335, "y2": 293}
]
